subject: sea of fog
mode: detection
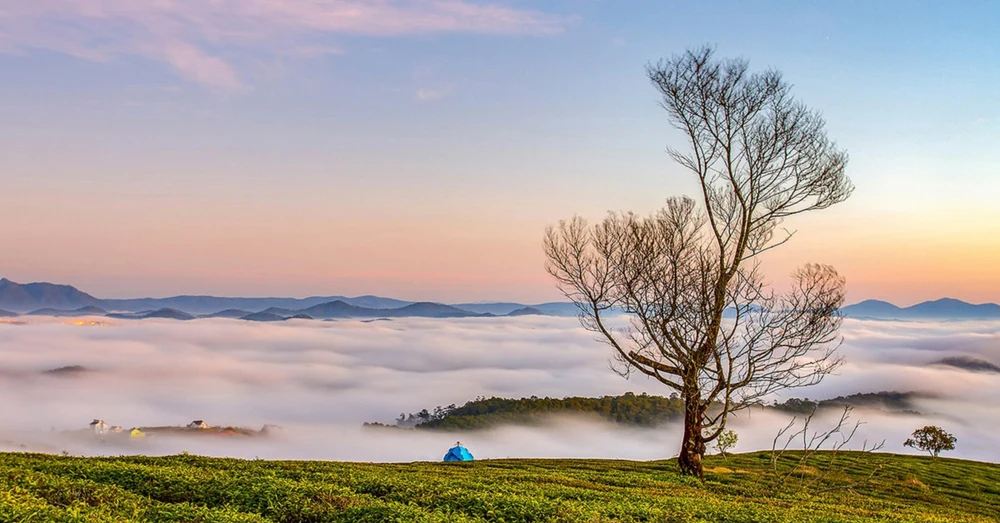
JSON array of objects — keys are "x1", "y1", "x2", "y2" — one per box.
[{"x1": 0, "y1": 316, "x2": 997, "y2": 463}]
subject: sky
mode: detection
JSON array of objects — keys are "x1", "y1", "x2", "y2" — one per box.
[{"x1": 1, "y1": 0, "x2": 998, "y2": 304}]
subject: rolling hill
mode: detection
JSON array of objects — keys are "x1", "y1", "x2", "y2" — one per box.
[
  {"x1": 101, "y1": 294, "x2": 414, "y2": 314},
  {"x1": 507, "y1": 306, "x2": 544, "y2": 316},
  {"x1": 840, "y1": 299, "x2": 904, "y2": 318},
  {"x1": 530, "y1": 302, "x2": 581, "y2": 316},
  {"x1": 0, "y1": 452, "x2": 996, "y2": 522},
  {"x1": 842, "y1": 298, "x2": 1000, "y2": 319},
  {"x1": 296, "y1": 300, "x2": 372, "y2": 319},
  {"x1": 454, "y1": 302, "x2": 531, "y2": 315},
  {"x1": 291, "y1": 300, "x2": 486, "y2": 320},
  {"x1": 384, "y1": 302, "x2": 486, "y2": 318},
  {"x1": 456, "y1": 302, "x2": 580, "y2": 317},
  {"x1": 107, "y1": 308, "x2": 195, "y2": 321},
  {"x1": 25, "y1": 306, "x2": 107, "y2": 317},
  {"x1": 239, "y1": 312, "x2": 287, "y2": 322},
  {"x1": 904, "y1": 298, "x2": 1000, "y2": 318},
  {"x1": 0, "y1": 278, "x2": 103, "y2": 313},
  {"x1": 6, "y1": 276, "x2": 1000, "y2": 322},
  {"x1": 198, "y1": 309, "x2": 252, "y2": 319}
]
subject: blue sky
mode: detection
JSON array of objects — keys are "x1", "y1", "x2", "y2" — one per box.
[{"x1": 1, "y1": 1, "x2": 998, "y2": 303}]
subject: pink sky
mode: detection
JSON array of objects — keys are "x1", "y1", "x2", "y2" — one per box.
[
  {"x1": 4, "y1": 182, "x2": 1000, "y2": 304},
  {"x1": 1, "y1": 1, "x2": 998, "y2": 305}
]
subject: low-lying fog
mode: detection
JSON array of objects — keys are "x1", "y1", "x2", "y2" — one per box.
[{"x1": 1, "y1": 316, "x2": 997, "y2": 462}]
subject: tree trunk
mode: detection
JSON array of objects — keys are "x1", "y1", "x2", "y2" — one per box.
[{"x1": 677, "y1": 399, "x2": 706, "y2": 477}]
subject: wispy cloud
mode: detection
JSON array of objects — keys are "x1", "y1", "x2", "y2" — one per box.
[
  {"x1": 160, "y1": 42, "x2": 244, "y2": 92},
  {"x1": 0, "y1": 0, "x2": 569, "y2": 92},
  {"x1": 415, "y1": 86, "x2": 454, "y2": 101}
]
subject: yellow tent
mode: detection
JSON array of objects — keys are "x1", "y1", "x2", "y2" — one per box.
[{"x1": 129, "y1": 428, "x2": 145, "y2": 438}]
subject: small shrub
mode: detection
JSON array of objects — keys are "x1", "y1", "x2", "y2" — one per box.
[{"x1": 714, "y1": 430, "x2": 738, "y2": 459}]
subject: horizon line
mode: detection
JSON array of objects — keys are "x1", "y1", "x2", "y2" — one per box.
[{"x1": 1, "y1": 277, "x2": 998, "y2": 309}]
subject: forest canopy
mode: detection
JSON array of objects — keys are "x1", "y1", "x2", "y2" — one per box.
[{"x1": 366, "y1": 391, "x2": 922, "y2": 431}]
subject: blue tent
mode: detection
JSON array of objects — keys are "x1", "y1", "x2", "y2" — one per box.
[{"x1": 443, "y1": 442, "x2": 474, "y2": 461}]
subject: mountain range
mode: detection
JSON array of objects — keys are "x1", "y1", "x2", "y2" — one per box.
[
  {"x1": 0, "y1": 278, "x2": 103, "y2": 311},
  {"x1": 99, "y1": 294, "x2": 413, "y2": 314},
  {"x1": 0, "y1": 278, "x2": 578, "y2": 320},
  {"x1": 839, "y1": 298, "x2": 1000, "y2": 320},
  {"x1": 0, "y1": 278, "x2": 998, "y2": 321}
]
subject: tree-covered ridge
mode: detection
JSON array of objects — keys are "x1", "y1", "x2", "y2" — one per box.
[
  {"x1": 372, "y1": 392, "x2": 686, "y2": 431},
  {"x1": 771, "y1": 391, "x2": 925, "y2": 415},
  {"x1": 371, "y1": 391, "x2": 925, "y2": 431}
]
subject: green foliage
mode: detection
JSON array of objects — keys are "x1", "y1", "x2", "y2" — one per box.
[
  {"x1": 384, "y1": 391, "x2": 922, "y2": 433},
  {"x1": 714, "y1": 430, "x2": 738, "y2": 458},
  {"x1": 905, "y1": 426, "x2": 958, "y2": 457},
  {"x1": 392, "y1": 392, "x2": 686, "y2": 430},
  {"x1": 0, "y1": 451, "x2": 997, "y2": 522}
]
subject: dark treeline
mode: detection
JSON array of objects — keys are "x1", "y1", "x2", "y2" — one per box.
[
  {"x1": 368, "y1": 392, "x2": 685, "y2": 431},
  {"x1": 364, "y1": 390, "x2": 923, "y2": 431},
  {"x1": 770, "y1": 391, "x2": 924, "y2": 415}
]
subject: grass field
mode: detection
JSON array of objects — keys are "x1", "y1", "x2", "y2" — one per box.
[{"x1": 1, "y1": 451, "x2": 997, "y2": 522}]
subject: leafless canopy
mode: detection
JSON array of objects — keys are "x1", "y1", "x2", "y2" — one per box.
[{"x1": 543, "y1": 46, "x2": 853, "y2": 476}]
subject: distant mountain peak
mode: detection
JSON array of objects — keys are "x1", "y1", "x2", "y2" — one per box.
[
  {"x1": 851, "y1": 299, "x2": 900, "y2": 307},
  {"x1": 923, "y1": 297, "x2": 967, "y2": 305},
  {"x1": 0, "y1": 278, "x2": 103, "y2": 313},
  {"x1": 843, "y1": 297, "x2": 1000, "y2": 319},
  {"x1": 507, "y1": 307, "x2": 544, "y2": 316}
]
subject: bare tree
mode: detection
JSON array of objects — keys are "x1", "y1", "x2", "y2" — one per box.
[
  {"x1": 543, "y1": 46, "x2": 853, "y2": 477},
  {"x1": 771, "y1": 406, "x2": 887, "y2": 492}
]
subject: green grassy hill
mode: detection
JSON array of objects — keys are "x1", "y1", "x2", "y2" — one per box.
[{"x1": 1, "y1": 451, "x2": 997, "y2": 522}]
